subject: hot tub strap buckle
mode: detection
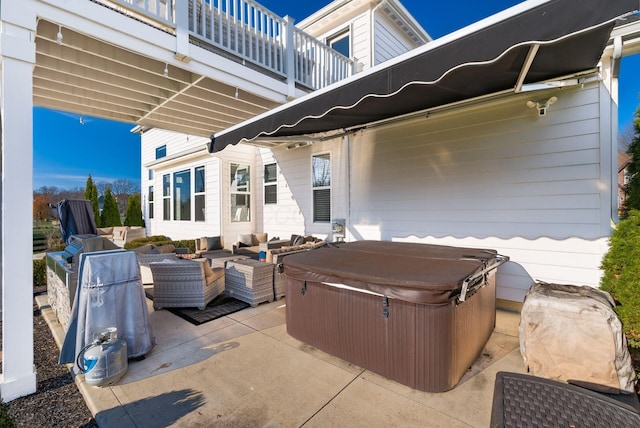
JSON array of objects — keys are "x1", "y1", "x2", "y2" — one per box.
[
  {"x1": 382, "y1": 297, "x2": 389, "y2": 318},
  {"x1": 301, "y1": 282, "x2": 307, "y2": 296}
]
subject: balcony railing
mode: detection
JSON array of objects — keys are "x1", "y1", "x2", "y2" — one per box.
[{"x1": 101, "y1": 0, "x2": 354, "y2": 91}]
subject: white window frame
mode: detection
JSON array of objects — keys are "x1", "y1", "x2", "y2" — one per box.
[
  {"x1": 230, "y1": 162, "x2": 251, "y2": 222},
  {"x1": 195, "y1": 165, "x2": 206, "y2": 222},
  {"x1": 264, "y1": 163, "x2": 278, "y2": 205},
  {"x1": 312, "y1": 152, "x2": 331, "y2": 223}
]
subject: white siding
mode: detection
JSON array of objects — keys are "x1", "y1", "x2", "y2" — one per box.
[
  {"x1": 351, "y1": 13, "x2": 370, "y2": 68},
  {"x1": 373, "y1": 13, "x2": 416, "y2": 65},
  {"x1": 141, "y1": 129, "x2": 258, "y2": 248},
  {"x1": 345, "y1": 82, "x2": 613, "y2": 301},
  {"x1": 261, "y1": 138, "x2": 349, "y2": 241}
]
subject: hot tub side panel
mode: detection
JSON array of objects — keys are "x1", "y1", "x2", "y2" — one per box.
[
  {"x1": 285, "y1": 273, "x2": 497, "y2": 392},
  {"x1": 415, "y1": 274, "x2": 496, "y2": 391}
]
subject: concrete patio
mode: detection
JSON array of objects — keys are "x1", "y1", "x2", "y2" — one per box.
[{"x1": 36, "y1": 294, "x2": 525, "y2": 427}]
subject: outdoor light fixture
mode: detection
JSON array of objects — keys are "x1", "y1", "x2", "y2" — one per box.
[
  {"x1": 286, "y1": 141, "x2": 313, "y2": 150},
  {"x1": 56, "y1": 25, "x2": 63, "y2": 45},
  {"x1": 526, "y1": 96, "x2": 558, "y2": 116},
  {"x1": 163, "y1": 63, "x2": 169, "y2": 77}
]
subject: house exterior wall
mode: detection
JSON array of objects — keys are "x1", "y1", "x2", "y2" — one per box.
[
  {"x1": 141, "y1": 128, "x2": 261, "y2": 248},
  {"x1": 261, "y1": 81, "x2": 615, "y2": 302},
  {"x1": 345, "y1": 81, "x2": 612, "y2": 302},
  {"x1": 373, "y1": 13, "x2": 418, "y2": 65},
  {"x1": 300, "y1": 0, "x2": 424, "y2": 71}
]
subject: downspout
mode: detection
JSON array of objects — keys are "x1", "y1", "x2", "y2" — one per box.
[
  {"x1": 370, "y1": 0, "x2": 387, "y2": 67},
  {"x1": 345, "y1": 134, "x2": 352, "y2": 242},
  {"x1": 611, "y1": 36, "x2": 623, "y2": 224}
]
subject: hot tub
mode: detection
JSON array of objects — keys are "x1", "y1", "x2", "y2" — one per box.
[{"x1": 284, "y1": 240, "x2": 508, "y2": 392}]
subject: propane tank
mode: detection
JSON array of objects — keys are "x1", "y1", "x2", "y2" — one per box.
[{"x1": 77, "y1": 327, "x2": 128, "y2": 387}]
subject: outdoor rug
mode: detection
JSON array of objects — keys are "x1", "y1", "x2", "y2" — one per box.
[{"x1": 145, "y1": 289, "x2": 250, "y2": 326}]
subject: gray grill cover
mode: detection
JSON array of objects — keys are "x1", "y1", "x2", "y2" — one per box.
[{"x1": 59, "y1": 250, "x2": 155, "y2": 369}]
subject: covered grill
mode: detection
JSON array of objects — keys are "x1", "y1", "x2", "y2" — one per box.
[
  {"x1": 46, "y1": 234, "x2": 118, "y2": 330},
  {"x1": 284, "y1": 240, "x2": 508, "y2": 392}
]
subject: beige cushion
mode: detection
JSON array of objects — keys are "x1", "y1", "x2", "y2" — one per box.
[
  {"x1": 156, "y1": 244, "x2": 176, "y2": 254},
  {"x1": 132, "y1": 244, "x2": 155, "y2": 254},
  {"x1": 254, "y1": 232, "x2": 268, "y2": 244},
  {"x1": 97, "y1": 227, "x2": 114, "y2": 236},
  {"x1": 200, "y1": 260, "x2": 224, "y2": 285}
]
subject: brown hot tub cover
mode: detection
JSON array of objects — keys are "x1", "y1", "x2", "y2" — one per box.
[{"x1": 284, "y1": 241, "x2": 508, "y2": 392}]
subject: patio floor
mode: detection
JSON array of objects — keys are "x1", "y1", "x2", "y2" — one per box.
[{"x1": 36, "y1": 294, "x2": 525, "y2": 427}]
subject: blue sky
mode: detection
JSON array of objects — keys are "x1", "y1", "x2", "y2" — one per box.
[{"x1": 33, "y1": 0, "x2": 640, "y2": 191}]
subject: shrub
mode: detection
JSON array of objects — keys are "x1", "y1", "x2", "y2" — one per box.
[
  {"x1": 33, "y1": 259, "x2": 47, "y2": 286},
  {"x1": 0, "y1": 401, "x2": 16, "y2": 428},
  {"x1": 124, "y1": 193, "x2": 144, "y2": 227},
  {"x1": 100, "y1": 188, "x2": 122, "y2": 227},
  {"x1": 600, "y1": 209, "x2": 640, "y2": 347},
  {"x1": 124, "y1": 235, "x2": 172, "y2": 249},
  {"x1": 124, "y1": 236, "x2": 196, "y2": 254}
]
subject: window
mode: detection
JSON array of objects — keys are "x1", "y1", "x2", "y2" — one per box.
[
  {"x1": 624, "y1": 170, "x2": 631, "y2": 185},
  {"x1": 328, "y1": 29, "x2": 350, "y2": 58},
  {"x1": 148, "y1": 185, "x2": 154, "y2": 219},
  {"x1": 264, "y1": 163, "x2": 277, "y2": 205},
  {"x1": 155, "y1": 145, "x2": 166, "y2": 159},
  {"x1": 312, "y1": 153, "x2": 331, "y2": 222},
  {"x1": 173, "y1": 169, "x2": 191, "y2": 221},
  {"x1": 148, "y1": 169, "x2": 153, "y2": 180},
  {"x1": 162, "y1": 174, "x2": 170, "y2": 220},
  {"x1": 230, "y1": 163, "x2": 250, "y2": 222},
  {"x1": 195, "y1": 166, "x2": 205, "y2": 222}
]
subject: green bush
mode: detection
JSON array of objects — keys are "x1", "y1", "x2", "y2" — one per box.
[
  {"x1": 600, "y1": 209, "x2": 640, "y2": 347},
  {"x1": 33, "y1": 259, "x2": 46, "y2": 286},
  {"x1": 124, "y1": 236, "x2": 196, "y2": 254},
  {"x1": 0, "y1": 401, "x2": 16, "y2": 428}
]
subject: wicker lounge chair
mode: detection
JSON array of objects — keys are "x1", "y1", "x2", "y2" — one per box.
[
  {"x1": 149, "y1": 259, "x2": 224, "y2": 310},
  {"x1": 491, "y1": 372, "x2": 640, "y2": 427},
  {"x1": 136, "y1": 252, "x2": 178, "y2": 284}
]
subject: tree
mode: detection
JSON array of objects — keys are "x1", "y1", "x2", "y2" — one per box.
[
  {"x1": 33, "y1": 195, "x2": 51, "y2": 222},
  {"x1": 622, "y1": 105, "x2": 640, "y2": 217},
  {"x1": 100, "y1": 188, "x2": 122, "y2": 227},
  {"x1": 124, "y1": 192, "x2": 144, "y2": 226},
  {"x1": 84, "y1": 174, "x2": 101, "y2": 227},
  {"x1": 36, "y1": 185, "x2": 60, "y2": 205},
  {"x1": 111, "y1": 179, "x2": 136, "y2": 215}
]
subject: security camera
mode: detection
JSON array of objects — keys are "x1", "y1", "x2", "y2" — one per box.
[{"x1": 527, "y1": 96, "x2": 558, "y2": 117}]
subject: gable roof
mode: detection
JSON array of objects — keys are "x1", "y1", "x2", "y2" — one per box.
[{"x1": 209, "y1": 0, "x2": 639, "y2": 153}]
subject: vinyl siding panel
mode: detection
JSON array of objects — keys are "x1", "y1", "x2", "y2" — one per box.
[
  {"x1": 351, "y1": 13, "x2": 370, "y2": 69},
  {"x1": 141, "y1": 129, "x2": 256, "y2": 248},
  {"x1": 373, "y1": 14, "x2": 416, "y2": 65},
  {"x1": 347, "y1": 82, "x2": 611, "y2": 301}
]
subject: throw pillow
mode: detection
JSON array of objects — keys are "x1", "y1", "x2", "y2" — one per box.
[
  {"x1": 293, "y1": 235, "x2": 305, "y2": 246},
  {"x1": 254, "y1": 232, "x2": 268, "y2": 244},
  {"x1": 205, "y1": 236, "x2": 222, "y2": 251},
  {"x1": 238, "y1": 233, "x2": 253, "y2": 246}
]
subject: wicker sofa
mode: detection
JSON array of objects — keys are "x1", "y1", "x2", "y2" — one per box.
[
  {"x1": 149, "y1": 259, "x2": 224, "y2": 310},
  {"x1": 267, "y1": 237, "x2": 327, "y2": 300},
  {"x1": 232, "y1": 232, "x2": 269, "y2": 257},
  {"x1": 97, "y1": 226, "x2": 147, "y2": 247},
  {"x1": 194, "y1": 236, "x2": 231, "y2": 258}
]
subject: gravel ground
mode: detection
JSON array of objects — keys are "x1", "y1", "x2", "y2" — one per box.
[{"x1": 1, "y1": 286, "x2": 97, "y2": 427}]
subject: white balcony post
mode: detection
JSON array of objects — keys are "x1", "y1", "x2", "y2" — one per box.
[
  {"x1": 174, "y1": 0, "x2": 191, "y2": 61},
  {"x1": 283, "y1": 15, "x2": 295, "y2": 100},
  {"x1": 0, "y1": 3, "x2": 37, "y2": 401}
]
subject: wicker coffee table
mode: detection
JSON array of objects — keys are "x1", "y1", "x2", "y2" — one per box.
[{"x1": 224, "y1": 259, "x2": 274, "y2": 307}]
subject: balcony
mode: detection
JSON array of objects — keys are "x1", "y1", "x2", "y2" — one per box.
[{"x1": 96, "y1": 0, "x2": 354, "y2": 91}]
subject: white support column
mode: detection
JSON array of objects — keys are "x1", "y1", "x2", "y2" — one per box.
[
  {"x1": 0, "y1": 5, "x2": 37, "y2": 401},
  {"x1": 283, "y1": 16, "x2": 296, "y2": 100},
  {"x1": 174, "y1": 0, "x2": 191, "y2": 62}
]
